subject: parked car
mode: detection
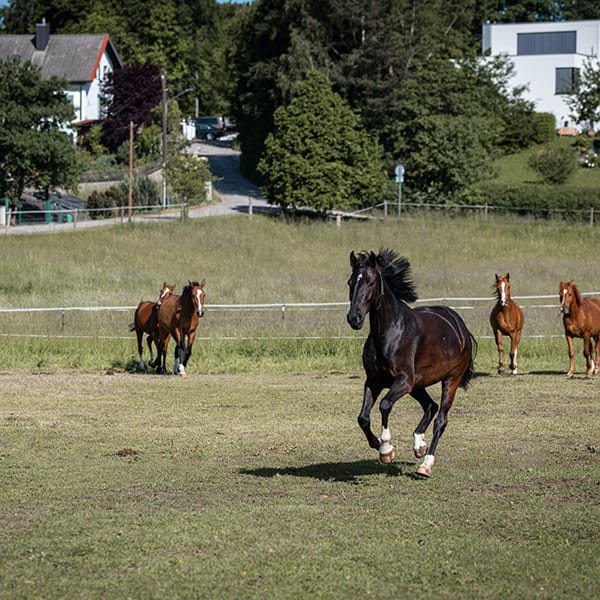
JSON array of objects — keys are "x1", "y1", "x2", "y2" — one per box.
[
  {"x1": 195, "y1": 123, "x2": 222, "y2": 141},
  {"x1": 194, "y1": 116, "x2": 225, "y2": 137}
]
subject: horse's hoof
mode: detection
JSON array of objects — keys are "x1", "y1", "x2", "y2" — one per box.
[
  {"x1": 416, "y1": 465, "x2": 431, "y2": 478},
  {"x1": 378, "y1": 448, "x2": 395, "y2": 464},
  {"x1": 511, "y1": 369, "x2": 518, "y2": 375},
  {"x1": 414, "y1": 445, "x2": 428, "y2": 459},
  {"x1": 567, "y1": 372, "x2": 574, "y2": 379},
  {"x1": 498, "y1": 368, "x2": 505, "y2": 376}
]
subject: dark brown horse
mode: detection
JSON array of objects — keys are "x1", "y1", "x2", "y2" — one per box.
[
  {"x1": 559, "y1": 280, "x2": 600, "y2": 378},
  {"x1": 490, "y1": 273, "x2": 524, "y2": 375},
  {"x1": 157, "y1": 280, "x2": 205, "y2": 376},
  {"x1": 130, "y1": 281, "x2": 176, "y2": 371},
  {"x1": 347, "y1": 249, "x2": 475, "y2": 478}
]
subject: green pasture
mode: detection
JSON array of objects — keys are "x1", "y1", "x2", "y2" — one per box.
[{"x1": 1, "y1": 213, "x2": 600, "y2": 598}]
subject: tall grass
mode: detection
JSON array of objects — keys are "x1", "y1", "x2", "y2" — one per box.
[{"x1": 1, "y1": 212, "x2": 599, "y2": 373}]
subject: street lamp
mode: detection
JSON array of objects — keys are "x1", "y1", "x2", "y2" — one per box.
[{"x1": 161, "y1": 66, "x2": 193, "y2": 208}]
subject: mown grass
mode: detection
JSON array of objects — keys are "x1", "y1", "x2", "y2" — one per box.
[
  {"x1": 1, "y1": 213, "x2": 600, "y2": 598},
  {"x1": 1, "y1": 370, "x2": 598, "y2": 599}
]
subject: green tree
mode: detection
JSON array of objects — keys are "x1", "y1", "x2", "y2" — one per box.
[
  {"x1": 166, "y1": 154, "x2": 212, "y2": 205},
  {"x1": 257, "y1": 71, "x2": 386, "y2": 212},
  {"x1": 0, "y1": 58, "x2": 78, "y2": 205},
  {"x1": 565, "y1": 58, "x2": 600, "y2": 130}
]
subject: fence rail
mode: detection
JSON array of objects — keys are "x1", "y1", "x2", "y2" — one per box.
[{"x1": 1, "y1": 293, "x2": 598, "y2": 342}]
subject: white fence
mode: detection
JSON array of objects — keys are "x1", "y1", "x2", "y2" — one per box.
[{"x1": 1, "y1": 293, "x2": 597, "y2": 342}]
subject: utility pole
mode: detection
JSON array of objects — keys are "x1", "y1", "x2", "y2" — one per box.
[
  {"x1": 128, "y1": 121, "x2": 133, "y2": 221},
  {"x1": 161, "y1": 66, "x2": 167, "y2": 209}
]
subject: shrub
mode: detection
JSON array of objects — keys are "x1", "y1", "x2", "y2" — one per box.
[
  {"x1": 528, "y1": 145, "x2": 576, "y2": 184},
  {"x1": 533, "y1": 112, "x2": 556, "y2": 144}
]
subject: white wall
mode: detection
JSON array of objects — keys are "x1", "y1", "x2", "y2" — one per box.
[{"x1": 483, "y1": 20, "x2": 600, "y2": 129}]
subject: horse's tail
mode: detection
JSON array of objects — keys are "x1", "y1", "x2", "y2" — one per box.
[
  {"x1": 129, "y1": 322, "x2": 136, "y2": 332},
  {"x1": 459, "y1": 330, "x2": 477, "y2": 390}
]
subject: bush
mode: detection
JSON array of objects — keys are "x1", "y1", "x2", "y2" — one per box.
[
  {"x1": 532, "y1": 112, "x2": 557, "y2": 144},
  {"x1": 472, "y1": 182, "x2": 600, "y2": 215},
  {"x1": 528, "y1": 145, "x2": 576, "y2": 184}
]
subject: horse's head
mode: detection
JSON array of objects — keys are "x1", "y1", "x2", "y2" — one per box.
[
  {"x1": 189, "y1": 279, "x2": 206, "y2": 318},
  {"x1": 494, "y1": 273, "x2": 511, "y2": 307},
  {"x1": 347, "y1": 251, "x2": 383, "y2": 330},
  {"x1": 560, "y1": 280, "x2": 575, "y2": 315},
  {"x1": 157, "y1": 281, "x2": 176, "y2": 307}
]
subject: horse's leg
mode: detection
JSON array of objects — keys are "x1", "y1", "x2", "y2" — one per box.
[
  {"x1": 509, "y1": 329, "x2": 521, "y2": 375},
  {"x1": 566, "y1": 334, "x2": 575, "y2": 378},
  {"x1": 136, "y1": 329, "x2": 145, "y2": 371},
  {"x1": 146, "y1": 334, "x2": 155, "y2": 367},
  {"x1": 594, "y1": 335, "x2": 600, "y2": 375},
  {"x1": 173, "y1": 332, "x2": 186, "y2": 375},
  {"x1": 494, "y1": 329, "x2": 505, "y2": 375},
  {"x1": 416, "y1": 378, "x2": 459, "y2": 478},
  {"x1": 410, "y1": 388, "x2": 439, "y2": 459},
  {"x1": 182, "y1": 330, "x2": 196, "y2": 368},
  {"x1": 377, "y1": 376, "x2": 412, "y2": 464},
  {"x1": 357, "y1": 378, "x2": 384, "y2": 453},
  {"x1": 583, "y1": 333, "x2": 593, "y2": 377}
]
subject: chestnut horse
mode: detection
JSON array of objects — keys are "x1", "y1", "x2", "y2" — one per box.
[
  {"x1": 130, "y1": 281, "x2": 176, "y2": 371},
  {"x1": 559, "y1": 280, "x2": 600, "y2": 378},
  {"x1": 347, "y1": 250, "x2": 476, "y2": 478},
  {"x1": 157, "y1": 280, "x2": 205, "y2": 376},
  {"x1": 490, "y1": 273, "x2": 524, "y2": 375}
]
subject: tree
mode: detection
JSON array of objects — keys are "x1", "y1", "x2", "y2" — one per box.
[
  {"x1": 166, "y1": 154, "x2": 212, "y2": 205},
  {"x1": 257, "y1": 71, "x2": 386, "y2": 212},
  {"x1": 100, "y1": 64, "x2": 162, "y2": 153},
  {"x1": 0, "y1": 58, "x2": 78, "y2": 205},
  {"x1": 565, "y1": 58, "x2": 600, "y2": 130}
]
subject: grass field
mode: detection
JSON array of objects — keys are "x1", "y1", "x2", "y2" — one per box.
[{"x1": 1, "y1": 213, "x2": 600, "y2": 598}]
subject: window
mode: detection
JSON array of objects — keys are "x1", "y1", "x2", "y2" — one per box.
[
  {"x1": 555, "y1": 67, "x2": 579, "y2": 94},
  {"x1": 518, "y1": 31, "x2": 576, "y2": 55}
]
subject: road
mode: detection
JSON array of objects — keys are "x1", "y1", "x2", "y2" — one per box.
[
  {"x1": 2, "y1": 137, "x2": 275, "y2": 235},
  {"x1": 189, "y1": 137, "x2": 275, "y2": 218}
]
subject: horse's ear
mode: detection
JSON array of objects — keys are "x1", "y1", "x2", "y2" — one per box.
[
  {"x1": 188, "y1": 280, "x2": 192, "y2": 286},
  {"x1": 201, "y1": 279, "x2": 206, "y2": 287},
  {"x1": 368, "y1": 251, "x2": 378, "y2": 268},
  {"x1": 163, "y1": 280, "x2": 167, "y2": 286},
  {"x1": 506, "y1": 273, "x2": 510, "y2": 280},
  {"x1": 569, "y1": 280, "x2": 574, "y2": 286},
  {"x1": 350, "y1": 251, "x2": 357, "y2": 267},
  {"x1": 495, "y1": 273, "x2": 499, "y2": 281}
]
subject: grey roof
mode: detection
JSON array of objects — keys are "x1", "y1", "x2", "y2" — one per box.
[{"x1": 0, "y1": 33, "x2": 122, "y2": 82}]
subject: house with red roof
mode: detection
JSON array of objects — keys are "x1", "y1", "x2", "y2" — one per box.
[{"x1": 0, "y1": 19, "x2": 122, "y2": 129}]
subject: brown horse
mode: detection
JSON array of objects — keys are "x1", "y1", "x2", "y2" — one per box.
[
  {"x1": 347, "y1": 250, "x2": 476, "y2": 478},
  {"x1": 130, "y1": 281, "x2": 176, "y2": 371},
  {"x1": 157, "y1": 280, "x2": 205, "y2": 376},
  {"x1": 490, "y1": 273, "x2": 524, "y2": 375},
  {"x1": 559, "y1": 280, "x2": 600, "y2": 378}
]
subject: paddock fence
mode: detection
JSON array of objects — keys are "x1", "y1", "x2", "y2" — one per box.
[{"x1": 2, "y1": 292, "x2": 598, "y2": 344}]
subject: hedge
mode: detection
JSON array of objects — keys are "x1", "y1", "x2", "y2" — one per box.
[{"x1": 471, "y1": 182, "x2": 600, "y2": 215}]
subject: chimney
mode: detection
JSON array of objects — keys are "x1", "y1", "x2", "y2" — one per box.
[{"x1": 35, "y1": 18, "x2": 49, "y2": 51}]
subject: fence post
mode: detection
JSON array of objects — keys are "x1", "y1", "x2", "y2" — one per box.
[
  {"x1": 249, "y1": 196, "x2": 253, "y2": 219},
  {"x1": 591, "y1": 207, "x2": 594, "y2": 228},
  {"x1": 384, "y1": 201, "x2": 388, "y2": 220},
  {"x1": 484, "y1": 202, "x2": 488, "y2": 219},
  {"x1": 336, "y1": 214, "x2": 341, "y2": 227}
]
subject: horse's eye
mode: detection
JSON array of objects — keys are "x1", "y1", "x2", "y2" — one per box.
[{"x1": 367, "y1": 280, "x2": 375, "y2": 288}]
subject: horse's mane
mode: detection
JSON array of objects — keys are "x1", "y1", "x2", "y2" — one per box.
[
  {"x1": 355, "y1": 249, "x2": 418, "y2": 303},
  {"x1": 182, "y1": 282, "x2": 201, "y2": 296}
]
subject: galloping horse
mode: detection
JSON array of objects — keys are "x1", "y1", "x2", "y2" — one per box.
[
  {"x1": 130, "y1": 281, "x2": 176, "y2": 371},
  {"x1": 559, "y1": 280, "x2": 600, "y2": 378},
  {"x1": 490, "y1": 273, "x2": 524, "y2": 375},
  {"x1": 347, "y1": 250, "x2": 475, "y2": 478},
  {"x1": 157, "y1": 280, "x2": 205, "y2": 376}
]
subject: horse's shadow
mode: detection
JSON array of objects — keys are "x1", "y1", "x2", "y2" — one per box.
[{"x1": 240, "y1": 459, "x2": 422, "y2": 482}]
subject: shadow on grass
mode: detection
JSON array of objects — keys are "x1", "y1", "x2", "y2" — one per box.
[{"x1": 240, "y1": 459, "x2": 424, "y2": 482}]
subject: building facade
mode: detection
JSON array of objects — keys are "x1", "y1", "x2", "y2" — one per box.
[
  {"x1": 482, "y1": 20, "x2": 600, "y2": 130},
  {"x1": 0, "y1": 20, "x2": 122, "y2": 129}
]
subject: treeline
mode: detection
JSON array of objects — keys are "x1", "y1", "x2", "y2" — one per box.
[{"x1": 2, "y1": 0, "x2": 600, "y2": 206}]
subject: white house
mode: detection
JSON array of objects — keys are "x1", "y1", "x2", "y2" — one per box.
[
  {"x1": 482, "y1": 20, "x2": 600, "y2": 131},
  {"x1": 0, "y1": 20, "x2": 122, "y2": 130}
]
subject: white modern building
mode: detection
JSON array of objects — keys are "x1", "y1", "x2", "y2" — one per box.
[{"x1": 482, "y1": 20, "x2": 600, "y2": 130}]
